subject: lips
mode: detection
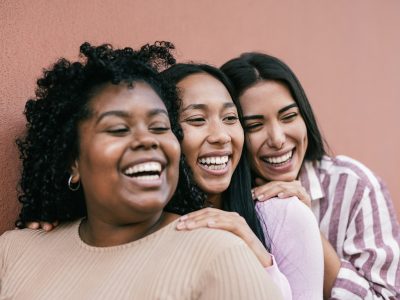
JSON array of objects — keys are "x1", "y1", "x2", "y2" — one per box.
[
  {"x1": 261, "y1": 150, "x2": 293, "y2": 165},
  {"x1": 197, "y1": 153, "x2": 232, "y2": 174}
]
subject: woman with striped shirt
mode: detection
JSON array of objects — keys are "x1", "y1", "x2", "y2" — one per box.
[{"x1": 221, "y1": 52, "x2": 400, "y2": 299}]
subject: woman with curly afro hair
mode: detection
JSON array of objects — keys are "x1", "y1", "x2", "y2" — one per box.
[{"x1": 0, "y1": 42, "x2": 281, "y2": 299}]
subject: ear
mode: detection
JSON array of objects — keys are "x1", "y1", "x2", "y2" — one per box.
[{"x1": 70, "y1": 159, "x2": 80, "y2": 183}]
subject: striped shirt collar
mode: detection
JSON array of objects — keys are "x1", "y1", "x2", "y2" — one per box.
[{"x1": 299, "y1": 159, "x2": 325, "y2": 201}]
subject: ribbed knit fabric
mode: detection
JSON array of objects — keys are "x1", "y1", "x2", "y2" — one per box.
[{"x1": 0, "y1": 219, "x2": 282, "y2": 300}]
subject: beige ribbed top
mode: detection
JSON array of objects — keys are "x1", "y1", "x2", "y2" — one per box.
[{"x1": 0, "y1": 219, "x2": 282, "y2": 300}]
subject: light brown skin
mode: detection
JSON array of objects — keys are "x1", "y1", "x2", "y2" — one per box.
[
  {"x1": 175, "y1": 73, "x2": 272, "y2": 267},
  {"x1": 240, "y1": 80, "x2": 340, "y2": 298}
]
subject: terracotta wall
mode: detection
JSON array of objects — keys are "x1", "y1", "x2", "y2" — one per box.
[{"x1": 1, "y1": 0, "x2": 399, "y2": 233}]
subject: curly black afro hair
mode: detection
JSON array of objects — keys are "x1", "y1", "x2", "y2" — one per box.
[{"x1": 16, "y1": 41, "x2": 206, "y2": 228}]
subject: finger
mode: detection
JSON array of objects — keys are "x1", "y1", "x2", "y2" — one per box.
[
  {"x1": 40, "y1": 222, "x2": 54, "y2": 232},
  {"x1": 177, "y1": 211, "x2": 231, "y2": 229},
  {"x1": 255, "y1": 185, "x2": 286, "y2": 201},
  {"x1": 177, "y1": 213, "x2": 242, "y2": 231},
  {"x1": 277, "y1": 187, "x2": 311, "y2": 207},
  {"x1": 176, "y1": 216, "x2": 218, "y2": 230},
  {"x1": 178, "y1": 207, "x2": 218, "y2": 221},
  {"x1": 26, "y1": 222, "x2": 40, "y2": 229},
  {"x1": 252, "y1": 181, "x2": 285, "y2": 199}
]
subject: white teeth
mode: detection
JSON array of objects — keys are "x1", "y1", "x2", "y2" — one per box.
[
  {"x1": 198, "y1": 155, "x2": 229, "y2": 171},
  {"x1": 265, "y1": 151, "x2": 293, "y2": 164},
  {"x1": 135, "y1": 174, "x2": 160, "y2": 181},
  {"x1": 124, "y1": 161, "x2": 162, "y2": 176},
  {"x1": 198, "y1": 156, "x2": 229, "y2": 165}
]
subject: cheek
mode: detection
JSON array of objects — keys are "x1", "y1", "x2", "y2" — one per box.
[
  {"x1": 79, "y1": 140, "x2": 116, "y2": 172},
  {"x1": 231, "y1": 126, "x2": 244, "y2": 153},
  {"x1": 180, "y1": 125, "x2": 201, "y2": 163},
  {"x1": 245, "y1": 133, "x2": 262, "y2": 155},
  {"x1": 293, "y1": 120, "x2": 308, "y2": 147},
  {"x1": 167, "y1": 137, "x2": 181, "y2": 167}
]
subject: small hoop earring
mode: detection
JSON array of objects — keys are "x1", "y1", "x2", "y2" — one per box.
[{"x1": 68, "y1": 175, "x2": 80, "y2": 191}]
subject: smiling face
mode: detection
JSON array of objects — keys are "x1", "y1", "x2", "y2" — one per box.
[
  {"x1": 177, "y1": 73, "x2": 244, "y2": 196},
  {"x1": 71, "y1": 82, "x2": 180, "y2": 224},
  {"x1": 240, "y1": 80, "x2": 308, "y2": 182}
]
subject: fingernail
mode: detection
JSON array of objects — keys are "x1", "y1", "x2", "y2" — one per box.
[
  {"x1": 207, "y1": 220, "x2": 216, "y2": 227},
  {"x1": 28, "y1": 223, "x2": 39, "y2": 229},
  {"x1": 43, "y1": 224, "x2": 52, "y2": 231},
  {"x1": 278, "y1": 193, "x2": 284, "y2": 198},
  {"x1": 257, "y1": 194, "x2": 265, "y2": 201}
]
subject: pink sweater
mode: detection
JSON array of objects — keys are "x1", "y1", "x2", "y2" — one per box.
[{"x1": 258, "y1": 197, "x2": 324, "y2": 300}]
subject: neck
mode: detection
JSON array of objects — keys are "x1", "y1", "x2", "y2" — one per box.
[
  {"x1": 79, "y1": 212, "x2": 180, "y2": 247},
  {"x1": 206, "y1": 193, "x2": 223, "y2": 209}
]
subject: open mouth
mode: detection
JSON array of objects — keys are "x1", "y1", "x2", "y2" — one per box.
[
  {"x1": 123, "y1": 161, "x2": 162, "y2": 181},
  {"x1": 197, "y1": 155, "x2": 230, "y2": 171},
  {"x1": 262, "y1": 150, "x2": 293, "y2": 166}
]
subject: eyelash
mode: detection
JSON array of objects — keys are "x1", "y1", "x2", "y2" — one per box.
[
  {"x1": 150, "y1": 126, "x2": 170, "y2": 133},
  {"x1": 185, "y1": 117, "x2": 206, "y2": 125},
  {"x1": 281, "y1": 112, "x2": 297, "y2": 122},
  {"x1": 244, "y1": 123, "x2": 262, "y2": 131},
  {"x1": 224, "y1": 115, "x2": 239, "y2": 123},
  {"x1": 107, "y1": 127, "x2": 129, "y2": 134}
]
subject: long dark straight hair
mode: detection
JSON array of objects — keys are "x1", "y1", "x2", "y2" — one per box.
[
  {"x1": 221, "y1": 53, "x2": 326, "y2": 161},
  {"x1": 162, "y1": 63, "x2": 269, "y2": 249}
]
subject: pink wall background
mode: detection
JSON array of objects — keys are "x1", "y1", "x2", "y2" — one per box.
[{"x1": 1, "y1": 0, "x2": 399, "y2": 233}]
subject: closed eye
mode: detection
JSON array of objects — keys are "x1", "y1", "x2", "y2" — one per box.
[
  {"x1": 107, "y1": 126, "x2": 129, "y2": 135},
  {"x1": 184, "y1": 117, "x2": 206, "y2": 126},
  {"x1": 281, "y1": 112, "x2": 298, "y2": 122},
  {"x1": 223, "y1": 115, "x2": 239, "y2": 124},
  {"x1": 150, "y1": 126, "x2": 171, "y2": 133},
  {"x1": 244, "y1": 122, "x2": 262, "y2": 132}
]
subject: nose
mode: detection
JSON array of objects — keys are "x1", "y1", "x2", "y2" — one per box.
[
  {"x1": 207, "y1": 120, "x2": 231, "y2": 145},
  {"x1": 266, "y1": 122, "x2": 285, "y2": 149},
  {"x1": 130, "y1": 128, "x2": 159, "y2": 150}
]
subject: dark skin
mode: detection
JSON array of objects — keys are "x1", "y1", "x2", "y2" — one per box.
[{"x1": 65, "y1": 82, "x2": 181, "y2": 247}]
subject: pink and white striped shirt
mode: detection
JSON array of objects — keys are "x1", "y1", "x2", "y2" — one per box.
[{"x1": 299, "y1": 155, "x2": 400, "y2": 299}]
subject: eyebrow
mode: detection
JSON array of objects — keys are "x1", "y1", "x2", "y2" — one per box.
[
  {"x1": 242, "y1": 103, "x2": 298, "y2": 121},
  {"x1": 96, "y1": 109, "x2": 169, "y2": 124},
  {"x1": 181, "y1": 102, "x2": 235, "y2": 112},
  {"x1": 242, "y1": 115, "x2": 264, "y2": 121},
  {"x1": 278, "y1": 103, "x2": 298, "y2": 114}
]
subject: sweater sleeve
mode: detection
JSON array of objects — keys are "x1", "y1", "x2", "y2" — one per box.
[
  {"x1": 330, "y1": 178, "x2": 400, "y2": 300},
  {"x1": 265, "y1": 255, "x2": 292, "y2": 300},
  {"x1": 257, "y1": 197, "x2": 324, "y2": 300},
  {"x1": 198, "y1": 242, "x2": 283, "y2": 300},
  {"x1": 0, "y1": 231, "x2": 9, "y2": 291}
]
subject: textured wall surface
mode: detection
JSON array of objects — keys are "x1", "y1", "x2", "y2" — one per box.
[{"x1": 1, "y1": 0, "x2": 399, "y2": 233}]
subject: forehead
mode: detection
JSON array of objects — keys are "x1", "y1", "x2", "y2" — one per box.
[
  {"x1": 177, "y1": 73, "x2": 233, "y2": 107},
  {"x1": 240, "y1": 80, "x2": 295, "y2": 112},
  {"x1": 89, "y1": 82, "x2": 166, "y2": 114}
]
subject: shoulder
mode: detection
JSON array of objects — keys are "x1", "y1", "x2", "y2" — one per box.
[
  {"x1": 256, "y1": 197, "x2": 318, "y2": 236},
  {"x1": 174, "y1": 223, "x2": 247, "y2": 250},
  {"x1": 168, "y1": 221, "x2": 251, "y2": 261},
  {"x1": 0, "y1": 221, "x2": 78, "y2": 257},
  {"x1": 256, "y1": 197, "x2": 315, "y2": 224},
  {"x1": 322, "y1": 155, "x2": 385, "y2": 191}
]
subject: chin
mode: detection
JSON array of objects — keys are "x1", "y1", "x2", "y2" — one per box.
[{"x1": 201, "y1": 183, "x2": 230, "y2": 195}]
